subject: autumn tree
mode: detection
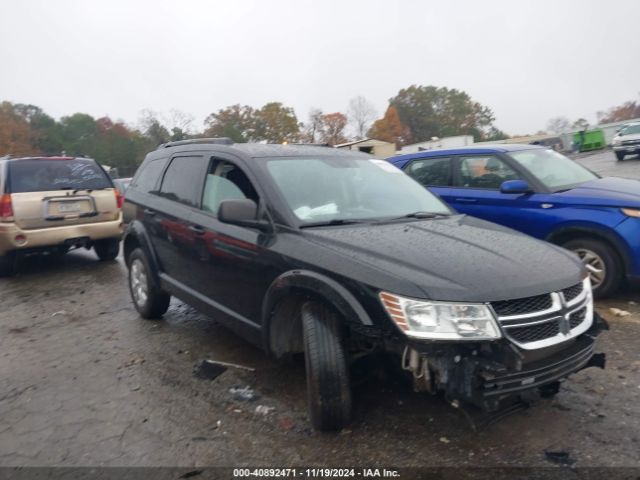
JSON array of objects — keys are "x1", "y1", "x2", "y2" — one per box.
[
  {"x1": 0, "y1": 102, "x2": 34, "y2": 156},
  {"x1": 253, "y1": 102, "x2": 300, "y2": 143},
  {"x1": 318, "y1": 112, "x2": 348, "y2": 145},
  {"x1": 389, "y1": 85, "x2": 496, "y2": 143},
  {"x1": 597, "y1": 100, "x2": 640, "y2": 124},
  {"x1": 368, "y1": 106, "x2": 411, "y2": 147},
  {"x1": 546, "y1": 116, "x2": 571, "y2": 135},
  {"x1": 347, "y1": 96, "x2": 377, "y2": 139},
  {"x1": 204, "y1": 104, "x2": 256, "y2": 143}
]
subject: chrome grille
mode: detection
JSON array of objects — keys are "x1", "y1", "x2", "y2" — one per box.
[
  {"x1": 569, "y1": 307, "x2": 587, "y2": 329},
  {"x1": 491, "y1": 280, "x2": 592, "y2": 350},
  {"x1": 562, "y1": 283, "x2": 583, "y2": 303},
  {"x1": 491, "y1": 293, "x2": 552, "y2": 317},
  {"x1": 508, "y1": 320, "x2": 560, "y2": 343}
]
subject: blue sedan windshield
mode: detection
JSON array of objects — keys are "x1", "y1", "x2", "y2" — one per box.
[{"x1": 508, "y1": 149, "x2": 597, "y2": 191}]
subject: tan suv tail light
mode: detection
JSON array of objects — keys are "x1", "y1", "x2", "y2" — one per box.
[
  {"x1": 0, "y1": 194, "x2": 13, "y2": 221},
  {"x1": 115, "y1": 189, "x2": 124, "y2": 209}
]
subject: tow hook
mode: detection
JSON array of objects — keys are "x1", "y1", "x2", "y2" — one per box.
[{"x1": 401, "y1": 346, "x2": 433, "y2": 392}]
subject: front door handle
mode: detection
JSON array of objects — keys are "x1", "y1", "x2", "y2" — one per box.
[
  {"x1": 189, "y1": 225, "x2": 205, "y2": 235},
  {"x1": 455, "y1": 198, "x2": 477, "y2": 203},
  {"x1": 144, "y1": 208, "x2": 156, "y2": 216}
]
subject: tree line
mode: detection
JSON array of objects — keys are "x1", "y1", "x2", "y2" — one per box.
[
  {"x1": 545, "y1": 96, "x2": 640, "y2": 135},
  {"x1": 1, "y1": 85, "x2": 509, "y2": 175}
]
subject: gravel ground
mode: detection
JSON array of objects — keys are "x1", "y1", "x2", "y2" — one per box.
[{"x1": 1, "y1": 148, "x2": 639, "y2": 469}]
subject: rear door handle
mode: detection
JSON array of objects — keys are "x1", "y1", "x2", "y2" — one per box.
[
  {"x1": 455, "y1": 198, "x2": 477, "y2": 203},
  {"x1": 189, "y1": 225, "x2": 205, "y2": 235},
  {"x1": 144, "y1": 208, "x2": 156, "y2": 216}
]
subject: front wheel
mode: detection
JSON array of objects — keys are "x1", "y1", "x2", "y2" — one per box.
[
  {"x1": 301, "y1": 301, "x2": 352, "y2": 431},
  {"x1": 563, "y1": 238, "x2": 622, "y2": 298},
  {"x1": 615, "y1": 151, "x2": 625, "y2": 161},
  {"x1": 94, "y1": 238, "x2": 120, "y2": 261},
  {"x1": 128, "y1": 248, "x2": 170, "y2": 319}
]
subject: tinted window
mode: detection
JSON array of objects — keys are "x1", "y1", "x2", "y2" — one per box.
[
  {"x1": 456, "y1": 155, "x2": 520, "y2": 189},
  {"x1": 8, "y1": 158, "x2": 112, "y2": 193},
  {"x1": 133, "y1": 158, "x2": 168, "y2": 194},
  {"x1": 201, "y1": 159, "x2": 258, "y2": 215},
  {"x1": 159, "y1": 156, "x2": 205, "y2": 206},
  {"x1": 405, "y1": 157, "x2": 451, "y2": 186}
]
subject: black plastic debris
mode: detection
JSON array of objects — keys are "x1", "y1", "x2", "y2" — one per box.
[
  {"x1": 192, "y1": 360, "x2": 227, "y2": 381},
  {"x1": 544, "y1": 450, "x2": 576, "y2": 466}
]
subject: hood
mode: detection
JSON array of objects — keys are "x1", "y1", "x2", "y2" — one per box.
[
  {"x1": 554, "y1": 177, "x2": 640, "y2": 208},
  {"x1": 614, "y1": 132, "x2": 640, "y2": 142},
  {"x1": 303, "y1": 215, "x2": 584, "y2": 302}
]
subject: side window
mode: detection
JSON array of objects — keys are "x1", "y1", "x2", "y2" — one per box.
[
  {"x1": 405, "y1": 157, "x2": 451, "y2": 187},
  {"x1": 133, "y1": 157, "x2": 169, "y2": 194},
  {"x1": 456, "y1": 155, "x2": 520, "y2": 189},
  {"x1": 159, "y1": 156, "x2": 205, "y2": 206},
  {"x1": 201, "y1": 159, "x2": 259, "y2": 215}
]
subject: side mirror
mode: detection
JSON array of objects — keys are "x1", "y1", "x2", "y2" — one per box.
[
  {"x1": 218, "y1": 199, "x2": 271, "y2": 232},
  {"x1": 500, "y1": 179, "x2": 531, "y2": 194}
]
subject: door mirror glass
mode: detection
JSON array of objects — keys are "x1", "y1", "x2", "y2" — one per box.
[{"x1": 500, "y1": 179, "x2": 531, "y2": 194}]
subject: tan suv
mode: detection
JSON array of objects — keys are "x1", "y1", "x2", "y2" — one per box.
[{"x1": 0, "y1": 155, "x2": 124, "y2": 276}]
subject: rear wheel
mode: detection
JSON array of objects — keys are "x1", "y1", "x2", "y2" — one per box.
[
  {"x1": 128, "y1": 248, "x2": 170, "y2": 319},
  {"x1": 615, "y1": 151, "x2": 625, "y2": 161},
  {"x1": 94, "y1": 238, "x2": 120, "y2": 261},
  {"x1": 301, "y1": 301, "x2": 352, "y2": 431},
  {"x1": 562, "y1": 238, "x2": 622, "y2": 298},
  {"x1": 0, "y1": 253, "x2": 16, "y2": 277}
]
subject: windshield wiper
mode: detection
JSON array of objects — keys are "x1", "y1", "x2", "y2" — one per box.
[
  {"x1": 390, "y1": 211, "x2": 452, "y2": 220},
  {"x1": 300, "y1": 218, "x2": 370, "y2": 228}
]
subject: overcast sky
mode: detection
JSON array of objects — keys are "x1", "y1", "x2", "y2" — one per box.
[{"x1": 1, "y1": 0, "x2": 639, "y2": 135}]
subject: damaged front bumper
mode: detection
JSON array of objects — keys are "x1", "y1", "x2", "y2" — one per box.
[{"x1": 402, "y1": 312, "x2": 608, "y2": 412}]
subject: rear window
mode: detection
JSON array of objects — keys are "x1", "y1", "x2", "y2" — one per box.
[{"x1": 8, "y1": 158, "x2": 112, "y2": 193}]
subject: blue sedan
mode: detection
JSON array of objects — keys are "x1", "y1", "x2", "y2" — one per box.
[{"x1": 389, "y1": 144, "x2": 640, "y2": 297}]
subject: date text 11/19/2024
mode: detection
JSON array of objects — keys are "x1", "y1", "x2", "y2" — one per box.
[{"x1": 233, "y1": 468, "x2": 400, "y2": 478}]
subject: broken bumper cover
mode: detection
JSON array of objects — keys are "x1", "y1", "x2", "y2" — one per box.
[
  {"x1": 410, "y1": 312, "x2": 608, "y2": 411},
  {"x1": 481, "y1": 331, "x2": 603, "y2": 399}
]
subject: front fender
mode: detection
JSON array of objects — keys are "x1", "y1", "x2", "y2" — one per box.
[
  {"x1": 546, "y1": 222, "x2": 632, "y2": 273},
  {"x1": 261, "y1": 269, "x2": 374, "y2": 354}
]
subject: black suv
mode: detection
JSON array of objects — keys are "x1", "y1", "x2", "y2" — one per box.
[{"x1": 123, "y1": 139, "x2": 606, "y2": 431}]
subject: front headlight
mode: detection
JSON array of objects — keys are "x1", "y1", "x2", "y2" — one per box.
[
  {"x1": 379, "y1": 292, "x2": 501, "y2": 340},
  {"x1": 622, "y1": 208, "x2": 640, "y2": 218},
  {"x1": 613, "y1": 138, "x2": 621, "y2": 146}
]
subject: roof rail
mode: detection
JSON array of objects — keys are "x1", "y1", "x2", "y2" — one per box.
[
  {"x1": 289, "y1": 143, "x2": 332, "y2": 147},
  {"x1": 158, "y1": 137, "x2": 234, "y2": 149}
]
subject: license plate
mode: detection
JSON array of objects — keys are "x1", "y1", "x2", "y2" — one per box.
[{"x1": 58, "y1": 201, "x2": 82, "y2": 213}]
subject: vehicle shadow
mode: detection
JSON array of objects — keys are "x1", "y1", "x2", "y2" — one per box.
[{"x1": 7, "y1": 248, "x2": 125, "y2": 278}]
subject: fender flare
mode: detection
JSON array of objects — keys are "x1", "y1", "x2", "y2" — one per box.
[
  {"x1": 546, "y1": 223, "x2": 632, "y2": 273},
  {"x1": 123, "y1": 220, "x2": 162, "y2": 288},
  {"x1": 261, "y1": 269, "x2": 374, "y2": 355}
]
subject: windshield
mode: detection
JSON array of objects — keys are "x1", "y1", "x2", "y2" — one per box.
[
  {"x1": 507, "y1": 149, "x2": 597, "y2": 191},
  {"x1": 265, "y1": 157, "x2": 451, "y2": 223},
  {"x1": 620, "y1": 124, "x2": 640, "y2": 135},
  {"x1": 9, "y1": 158, "x2": 112, "y2": 193}
]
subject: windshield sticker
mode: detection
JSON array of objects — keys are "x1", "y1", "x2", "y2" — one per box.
[{"x1": 370, "y1": 159, "x2": 402, "y2": 173}]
